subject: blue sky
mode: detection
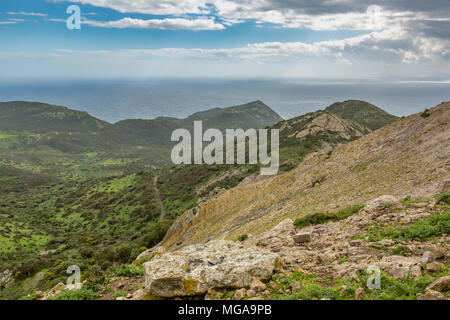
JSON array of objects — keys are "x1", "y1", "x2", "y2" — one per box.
[{"x1": 1, "y1": 0, "x2": 449, "y2": 80}]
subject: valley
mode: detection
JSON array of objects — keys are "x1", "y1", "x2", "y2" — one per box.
[{"x1": 0, "y1": 99, "x2": 448, "y2": 301}]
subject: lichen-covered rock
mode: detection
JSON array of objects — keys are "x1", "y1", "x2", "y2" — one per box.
[
  {"x1": 426, "y1": 276, "x2": 450, "y2": 292},
  {"x1": 0, "y1": 270, "x2": 14, "y2": 291},
  {"x1": 143, "y1": 240, "x2": 281, "y2": 298},
  {"x1": 378, "y1": 256, "x2": 422, "y2": 279},
  {"x1": 364, "y1": 195, "x2": 400, "y2": 212},
  {"x1": 417, "y1": 290, "x2": 446, "y2": 300}
]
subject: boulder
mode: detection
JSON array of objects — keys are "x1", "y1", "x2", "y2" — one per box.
[
  {"x1": 379, "y1": 256, "x2": 422, "y2": 279},
  {"x1": 420, "y1": 245, "x2": 446, "y2": 259},
  {"x1": 250, "y1": 279, "x2": 267, "y2": 292},
  {"x1": 417, "y1": 290, "x2": 446, "y2": 300},
  {"x1": 426, "y1": 262, "x2": 441, "y2": 272},
  {"x1": 294, "y1": 232, "x2": 312, "y2": 243},
  {"x1": 355, "y1": 287, "x2": 365, "y2": 300},
  {"x1": 0, "y1": 270, "x2": 14, "y2": 291},
  {"x1": 421, "y1": 251, "x2": 435, "y2": 264},
  {"x1": 365, "y1": 195, "x2": 400, "y2": 212},
  {"x1": 426, "y1": 276, "x2": 450, "y2": 292},
  {"x1": 234, "y1": 288, "x2": 247, "y2": 300},
  {"x1": 143, "y1": 240, "x2": 281, "y2": 298}
]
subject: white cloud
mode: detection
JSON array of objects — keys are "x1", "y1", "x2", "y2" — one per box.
[
  {"x1": 83, "y1": 17, "x2": 225, "y2": 30},
  {"x1": 7, "y1": 11, "x2": 47, "y2": 17}
]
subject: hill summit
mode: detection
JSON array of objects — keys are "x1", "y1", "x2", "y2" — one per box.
[{"x1": 325, "y1": 100, "x2": 399, "y2": 130}]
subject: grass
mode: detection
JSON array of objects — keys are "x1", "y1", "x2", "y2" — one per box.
[
  {"x1": 111, "y1": 264, "x2": 143, "y2": 277},
  {"x1": 294, "y1": 204, "x2": 364, "y2": 229},
  {"x1": 48, "y1": 288, "x2": 99, "y2": 300},
  {"x1": 362, "y1": 209, "x2": 450, "y2": 242},
  {"x1": 266, "y1": 267, "x2": 449, "y2": 300}
]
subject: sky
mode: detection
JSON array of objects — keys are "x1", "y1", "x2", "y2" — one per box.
[{"x1": 1, "y1": 0, "x2": 450, "y2": 80}]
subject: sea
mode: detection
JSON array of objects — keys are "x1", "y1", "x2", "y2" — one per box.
[{"x1": 0, "y1": 78, "x2": 448, "y2": 123}]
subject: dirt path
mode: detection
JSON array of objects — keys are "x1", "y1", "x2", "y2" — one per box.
[{"x1": 153, "y1": 176, "x2": 165, "y2": 220}]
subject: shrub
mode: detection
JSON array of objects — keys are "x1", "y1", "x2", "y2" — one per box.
[
  {"x1": 112, "y1": 264, "x2": 143, "y2": 277},
  {"x1": 48, "y1": 288, "x2": 98, "y2": 300},
  {"x1": 436, "y1": 192, "x2": 450, "y2": 205},
  {"x1": 237, "y1": 234, "x2": 248, "y2": 242},
  {"x1": 294, "y1": 205, "x2": 363, "y2": 229},
  {"x1": 420, "y1": 109, "x2": 430, "y2": 118}
]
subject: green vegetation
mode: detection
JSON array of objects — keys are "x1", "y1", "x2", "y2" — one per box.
[
  {"x1": 325, "y1": 100, "x2": 399, "y2": 130},
  {"x1": 48, "y1": 288, "x2": 99, "y2": 300},
  {"x1": 421, "y1": 109, "x2": 431, "y2": 118},
  {"x1": 111, "y1": 265, "x2": 143, "y2": 277},
  {"x1": 237, "y1": 234, "x2": 248, "y2": 242},
  {"x1": 0, "y1": 100, "x2": 398, "y2": 300},
  {"x1": 267, "y1": 267, "x2": 449, "y2": 300},
  {"x1": 294, "y1": 205, "x2": 364, "y2": 229},
  {"x1": 362, "y1": 209, "x2": 450, "y2": 242},
  {"x1": 436, "y1": 191, "x2": 450, "y2": 205}
]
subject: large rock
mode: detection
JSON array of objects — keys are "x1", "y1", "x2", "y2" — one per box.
[
  {"x1": 0, "y1": 270, "x2": 14, "y2": 291},
  {"x1": 426, "y1": 276, "x2": 450, "y2": 292},
  {"x1": 364, "y1": 195, "x2": 400, "y2": 212},
  {"x1": 378, "y1": 256, "x2": 422, "y2": 279},
  {"x1": 143, "y1": 240, "x2": 281, "y2": 298}
]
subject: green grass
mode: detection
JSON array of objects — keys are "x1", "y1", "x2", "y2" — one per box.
[
  {"x1": 48, "y1": 288, "x2": 99, "y2": 300},
  {"x1": 111, "y1": 264, "x2": 143, "y2": 277},
  {"x1": 363, "y1": 210, "x2": 450, "y2": 242},
  {"x1": 294, "y1": 204, "x2": 364, "y2": 229},
  {"x1": 267, "y1": 267, "x2": 449, "y2": 300}
]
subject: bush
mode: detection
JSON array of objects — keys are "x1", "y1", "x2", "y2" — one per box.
[
  {"x1": 436, "y1": 192, "x2": 450, "y2": 205},
  {"x1": 111, "y1": 264, "x2": 143, "y2": 277},
  {"x1": 382, "y1": 211, "x2": 450, "y2": 241},
  {"x1": 141, "y1": 219, "x2": 173, "y2": 248},
  {"x1": 294, "y1": 205, "x2": 363, "y2": 229},
  {"x1": 237, "y1": 234, "x2": 248, "y2": 242},
  {"x1": 48, "y1": 288, "x2": 98, "y2": 300}
]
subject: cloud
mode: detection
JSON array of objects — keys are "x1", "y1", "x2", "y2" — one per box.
[
  {"x1": 7, "y1": 11, "x2": 47, "y2": 17},
  {"x1": 83, "y1": 17, "x2": 225, "y2": 30}
]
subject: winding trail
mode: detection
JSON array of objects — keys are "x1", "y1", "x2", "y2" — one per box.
[{"x1": 153, "y1": 176, "x2": 166, "y2": 220}]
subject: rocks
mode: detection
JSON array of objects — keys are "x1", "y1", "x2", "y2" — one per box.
[
  {"x1": 417, "y1": 290, "x2": 446, "y2": 300},
  {"x1": 426, "y1": 262, "x2": 441, "y2": 272},
  {"x1": 269, "y1": 281, "x2": 278, "y2": 289},
  {"x1": 421, "y1": 251, "x2": 435, "y2": 264},
  {"x1": 294, "y1": 232, "x2": 312, "y2": 243},
  {"x1": 0, "y1": 269, "x2": 14, "y2": 291},
  {"x1": 234, "y1": 288, "x2": 247, "y2": 300},
  {"x1": 349, "y1": 240, "x2": 362, "y2": 247},
  {"x1": 246, "y1": 289, "x2": 256, "y2": 297},
  {"x1": 420, "y1": 245, "x2": 446, "y2": 259},
  {"x1": 379, "y1": 256, "x2": 422, "y2": 279},
  {"x1": 143, "y1": 240, "x2": 281, "y2": 298},
  {"x1": 355, "y1": 288, "x2": 365, "y2": 300},
  {"x1": 425, "y1": 276, "x2": 450, "y2": 292},
  {"x1": 250, "y1": 279, "x2": 267, "y2": 292},
  {"x1": 364, "y1": 195, "x2": 400, "y2": 212}
]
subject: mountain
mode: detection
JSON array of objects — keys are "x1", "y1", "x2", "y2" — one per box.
[
  {"x1": 0, "y1": 100, "x2": 284, "y2": 188},
  {"x1": 272, "y1": 110, "x2": 371, "y2": 171},
  {"x1": 0, "y1": 99, "x2": 403, "y2": 300},
  {"x1": 0, "y1": 101, "x2": 109, "y2": 133},
  {"x1": 161, "y1": 102, "x2": 449, "y2": 248},
  {"x1": 325, "y1": 100, "x2": 399, "y2": 130}
]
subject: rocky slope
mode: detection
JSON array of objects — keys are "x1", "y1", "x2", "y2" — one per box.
[{"x1": 161, "y1": 102, "x2": 449, "y2": 248}]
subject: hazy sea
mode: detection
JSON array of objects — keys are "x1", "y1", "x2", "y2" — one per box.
[{"x1": 0, "y1": 79, "x2": 449, "y2": 123}]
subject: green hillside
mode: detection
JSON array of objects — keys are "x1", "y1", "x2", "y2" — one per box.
[{"x1": 325, "y1": 100, "x2": 398, "y2": 130}]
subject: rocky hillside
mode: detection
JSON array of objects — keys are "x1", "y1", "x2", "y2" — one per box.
[
  {"x1": 161, "y1": 102, "x2": 449, "y2": 248},
  {"x1": 325, "y1": 100, "x2": 399, "y2": 130}
]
